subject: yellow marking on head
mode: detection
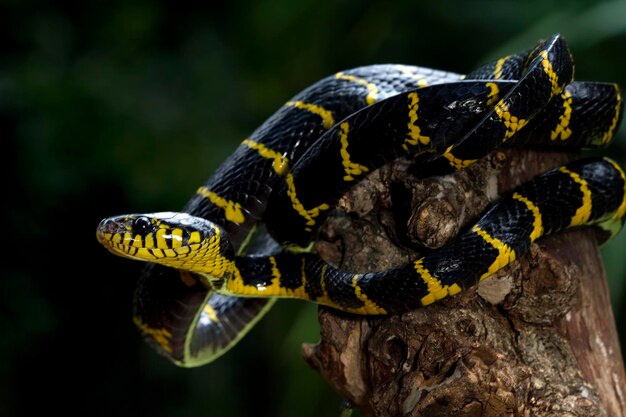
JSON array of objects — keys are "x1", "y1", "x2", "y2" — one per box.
[
  {"x1": 164, "y1": 249, "x2": 177, "y2": 257},
  {"x1": 512, "y1": 192, "x2": 544, "y2": 242},
  {"x1": 551, "y1": 89, "x2": 573, "y2": 141},
  {"x1": 559, "y1": 166, "x2": 592, "y2": 226},
  {"x1": 177, "y1": 246, "x2": 191, "y2": 255},
  {"x1": 241, "y1": 138, "x2": 290, "y2": 175},
  {"x1": 339, "y1": 121, "x2": 369, "y2": 181},
  {"x1": 123, "y1": 232, "x2": 133, "y2": 245},
  {"x1": 171, "y1": 228, "x2": 183, "y2": 248},
  {"x1": 284, "y1": 172, "x2": 329, "y2": 229},
  {"x1": 196, "y1": 186, "x2": 245, "y2": 224},
  {"x1": 202, "y1": 304, "x2": 220, "y2": 323},
  {"x1": 402, "y1": 91, "x2": 431, "y2": 151},
  {"x1": 604, "y1": 158, "x2": 626, "y2": 220},
  {"x1": 601, "y1": 84, "x2": 622, "y2": 145},
  {"x1": 156, "y1": 228, "x2": 169, "y2": 249},
  {"x1": 395, "y1": 65, "x2": 429, "y2": 87},
  {"x1": 133, "y1": 316, "x2": 173, "y2": 353},
  {"x1": 442, "y1": 145, "x2": 477, "y2": 171},
  {"x1": 414, "y1": 258, "x2": 458, "y2": 306},
  {"x1": 493, "y1": 56, "x2": 510, "y2": 79},
  {"x1": 335, "y1": 72, "x2": 378, "y2": 104},
  {"x1": 538, "y1": 50, "x2": 562, "y2": 98},
  {"x1": 493, "y1": 99, "x2": 529, "y2": 141},
  {"x1": 144, "y1": 233, "x2": 155, "y2": 248},
  {"x1": 472, "y1": 225, "x2": 516, "y2": 281},
  {"x1": 188, "y1": 231, "x2": 201, "y2": 244},
  {"x1": 131, "y1": 234, "x2": 143, "y2": 248},
  {"x1": 350, "y1": 275, "x2": 388, "y2": 314},
  {"x1": 485, "y1": 82, "x2": 500, "y2": 107},
  {"x1": 285, "y1": 101, "x2": 336, "y2": 129},
  {"x1": 136, "y1": 247, "x2": 155, "y2": 259}
]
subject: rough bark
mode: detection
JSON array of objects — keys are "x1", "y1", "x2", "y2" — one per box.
[{"x1": 303, "y1": 148, "x2": 626, "y2": 417}]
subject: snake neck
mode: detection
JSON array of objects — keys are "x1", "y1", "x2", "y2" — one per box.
[
  {"x1": 130, "y1": 220, "x2": 238, "y2": 288},
  {"x1": 172, "y1": 232, "x2": 238, "y2": 289}
]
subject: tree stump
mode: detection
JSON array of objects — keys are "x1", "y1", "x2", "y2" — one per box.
[{"x1": 303, "y1": 148, "x2": 626, "y2": 417}]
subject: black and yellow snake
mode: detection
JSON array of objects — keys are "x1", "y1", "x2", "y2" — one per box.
[{"x1": 96, "y1": 34, "x2": 625, "y2": 367}]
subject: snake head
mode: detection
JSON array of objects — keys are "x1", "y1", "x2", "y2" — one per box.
[{"x1": 96, "y1": 212, "x2": 235, "y2": 283}]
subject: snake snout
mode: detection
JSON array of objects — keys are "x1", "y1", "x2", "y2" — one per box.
[{"x1": 99, "y1": 218, "x2": 124, "y2": 235}]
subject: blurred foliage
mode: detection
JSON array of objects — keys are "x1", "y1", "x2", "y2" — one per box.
[{"x1": 1, "y1": 0, "x2": 625, "y2": 416}]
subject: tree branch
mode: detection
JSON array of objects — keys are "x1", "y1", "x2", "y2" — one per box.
[{"x1": 303, "y1": 148, "x2": 626, "y2": 417}]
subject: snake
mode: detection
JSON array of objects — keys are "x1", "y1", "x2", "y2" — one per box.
[{"x1": 96, "y1": 34, "x2": 625, "y2": 367}]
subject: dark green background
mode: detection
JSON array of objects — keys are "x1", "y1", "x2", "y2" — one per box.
[{"x1": 2, "y1": 1, "x2": 625, "y2": 416}]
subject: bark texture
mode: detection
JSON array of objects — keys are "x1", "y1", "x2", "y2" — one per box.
[{"x1": 303, "y1": 148, "x2": 626, "y2": 417}]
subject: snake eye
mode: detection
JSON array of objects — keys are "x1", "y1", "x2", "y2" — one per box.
[{"x1": 132, "y1": 216, "x2": 152, "y2": 235}]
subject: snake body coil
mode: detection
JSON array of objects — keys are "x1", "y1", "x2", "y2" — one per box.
[{"x1": 97, "y1": 34, "x2": 625, "y2": 366}]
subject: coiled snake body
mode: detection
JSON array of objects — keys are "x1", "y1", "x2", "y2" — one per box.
[{"x1": 97, "y1": 34, "x2": 625, "y2": 367}]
